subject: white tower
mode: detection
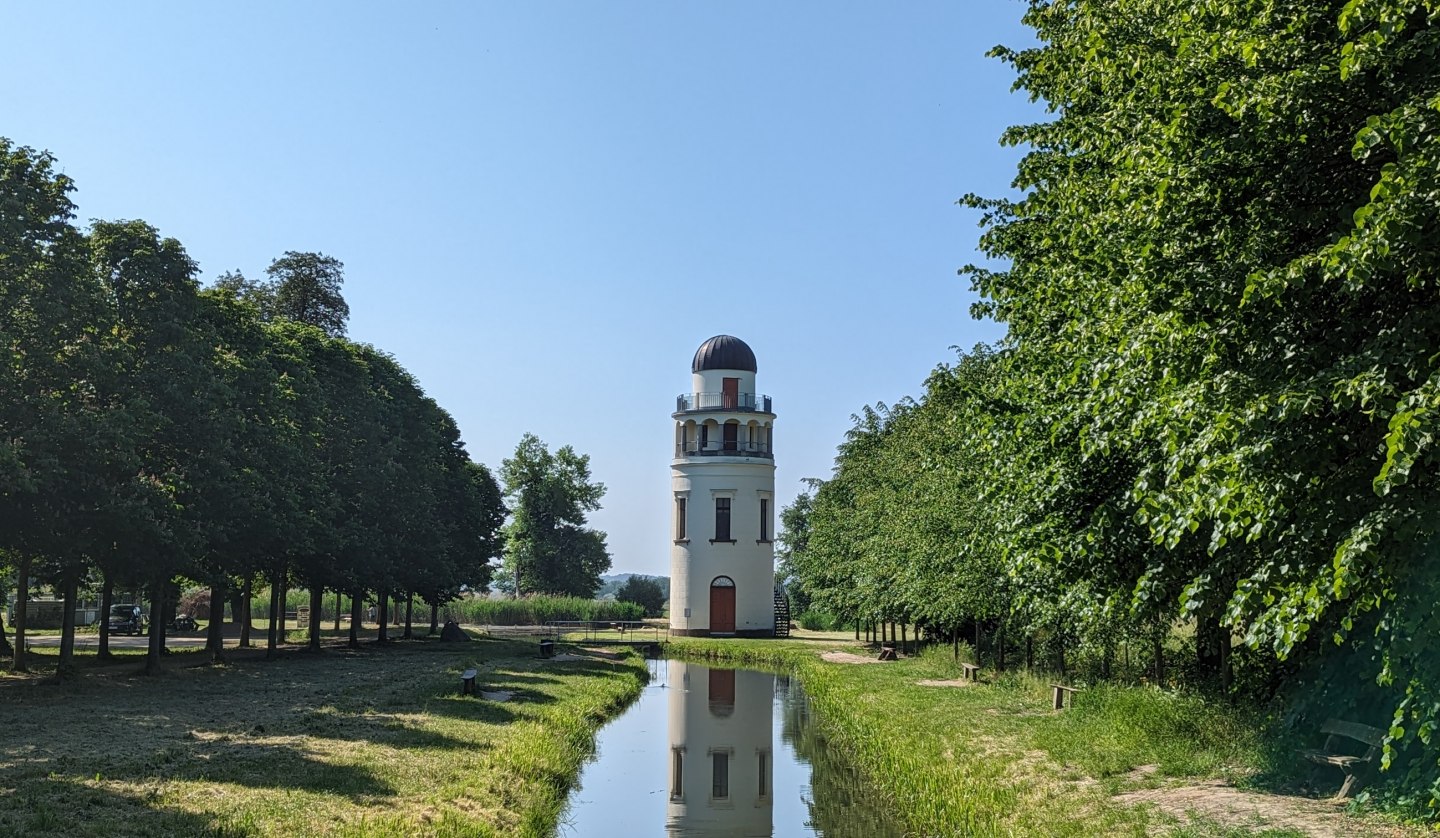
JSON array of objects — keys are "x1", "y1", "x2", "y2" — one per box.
[{"x1": 670, "y1": 335, "x2": 776, "y2": 637}]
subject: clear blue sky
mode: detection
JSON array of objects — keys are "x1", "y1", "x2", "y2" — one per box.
[{"x1": 4, "y1": 3, "x2": 1038, "y2": 578}]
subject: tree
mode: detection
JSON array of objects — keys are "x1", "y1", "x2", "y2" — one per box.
[
  {"x1": 0, "y1": 139, "x2": 113, "y2": 673},
  {"x1": 266, "y1": 251, "x2": 349, "y2": 337},
  {"x1": 616, "y1": 575, "x2": 666, "y2": 617},
  {"x1": 500, "y1": 434, "x2": 611, "y2": 597},
  {"x1": 776, "y1": 483, "x2": 820, "y2": 617}
]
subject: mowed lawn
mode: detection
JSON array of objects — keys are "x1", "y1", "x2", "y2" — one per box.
[{"x1": 0, "y1": 636, "x2": 647, "y2": 838}]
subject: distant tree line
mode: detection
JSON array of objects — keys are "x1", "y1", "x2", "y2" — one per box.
[
  {"x1": 781, "y1": 0, "x2": 1440, "y2": 808},
  {"x1": 0, "y1": 137, "x2": 506, "y2": 676}
]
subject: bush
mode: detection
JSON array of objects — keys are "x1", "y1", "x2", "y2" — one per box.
[
  {"x1": 798, "y1": 610, "x2": 839, "y2": 631},
  {"x1": 615, "y1": 576, "x2": 667, "y2": 617}
]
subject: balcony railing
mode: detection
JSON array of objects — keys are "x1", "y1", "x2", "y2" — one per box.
[
  {"x1": 675, "y1": 392, "x2": 773, "y2": 413},
  {"x1": 676, "y1": 440, "x2": 773, "y2": 459}
]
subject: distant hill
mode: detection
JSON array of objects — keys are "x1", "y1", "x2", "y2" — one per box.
[{"x1": 597, "y1": 573, "x2": 670, "y2": 600}]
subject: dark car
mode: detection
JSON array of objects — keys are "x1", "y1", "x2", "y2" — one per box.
[{"x1": 107, "y1": 604, "x2": 146, "y2": 636}]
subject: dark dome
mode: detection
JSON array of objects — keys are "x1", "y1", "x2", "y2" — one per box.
[{"x1": 692, "y1": 335, "x2": 757, "y2": 373}]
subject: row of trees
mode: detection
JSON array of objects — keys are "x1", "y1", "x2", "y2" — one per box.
[
  {"x1": 781, "y1": 0, "x2": 1440, "y2": 805},
  {"x1": 1, "y1": 137, "x2": 506, "y2": 675}
]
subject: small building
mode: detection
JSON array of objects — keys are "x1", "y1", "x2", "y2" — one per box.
[{"x1": 669, "y1": 335, "x2": 777, "y2": 637}]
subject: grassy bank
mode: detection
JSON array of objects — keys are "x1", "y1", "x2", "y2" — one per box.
[
  {"x1": 0, "y1": 636, "x2": 647, "y2": 837},
  {"x1": 669, "y1": 635, "x2": 1417, "y2": 837}
]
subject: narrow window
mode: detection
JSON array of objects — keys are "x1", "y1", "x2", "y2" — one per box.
[
  {"x1": 758, "y1": 750, "x2": 769, "y2": 798},
  {"x1": 671, "y1": 747, "x2": 684, "y2": 800},
  {"x1": 676, "y1": 497, "x2": 687, "y2": 541},
  {"x1": 760, "y1": 498, "x2": 770, "y2": 541},
  {"x1": 715, "y1": 498, "x2": 731, "y2": 541},
  {"x1": 711, "y1": 751, "x2": 729, "y2": 799}
]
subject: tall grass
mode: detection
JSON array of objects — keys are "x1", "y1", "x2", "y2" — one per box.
[
  {"x1": 441, "y1": 595, "x2": 644, "y2": 625},
  {"x1": 241, "y1": 591, "x2": 644, "y2": 626}
]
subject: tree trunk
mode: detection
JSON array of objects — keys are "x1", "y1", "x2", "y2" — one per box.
[
  {"x1": 276, "y1": 573, "x2": 288, "y2": 646},
  {"x1": 145, "y1": 580, "x2": 165, "y2": 676},
  {"x1": 1153, "y1": 635, "x2": 1165, "y2": 685},
  {"x1": 348, "y1": 590, "x2": 363, "y2": 648},
  {"x1": 207, "y1": 584, "x2": 226, "y2": 663},
  {"x1": 308, "y1": 585, "x2": 324, "y2": 651},
  {"x1": 429, "y1": 602, "x2": 439, "y2": 636},
  {"x1": 57, "y1": 573, "x2": 79, "y2": 679},
  {"x1": 266, "y1": 574, "x2": 280, "y2": 659},
  {"x1": 377, "y1": 592, "x2": 390, "y2": 643},
  {"x1": 853, "y1": 618, "x2": 859, "y2": 642},
  {"x1": 900, "y1": 622, "x2": 907, "y2": 656},
  {"x1": 12, "y1": 556, "x2": 30, "y2": 673},
  {"x1": 1025, "y1": 635, "x2": 1033, "y2": 671},
  {"x1": 0, "y1": 610, "x2": 12, "y2": 658},
  {"x1": 231, "y1": 587, "x2": 245, "y2": 626},
  {"x1": 996, "y1": 622, "x2": 1006, "y2": 671},
  {"x1": 98, "y1": 574, "x2": 114, "y2": 659},
  {"x1": 403, "y1": 595, "x2": 414, "y2": 640},
  {"x1": 334, "y1": 591, "x2": 342, "y2": 632},
  {"x1": 952, "y1": 627, "x2": 959, "y2": 661},
  {"x1": 239, "y1": 577, "x2": 253, "y2": 648}
]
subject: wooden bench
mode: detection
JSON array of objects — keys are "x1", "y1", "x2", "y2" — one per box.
[
  {"x1": 877, "y1": 644, "x2": 898, "y2": 661},
  {"x1": 459, "y1": 668, "x2": 478, "y2": 696},
  {"x1": 960, "y1": 662, "x2": 981, "y2": 682},
  {"x1": 1050, "y1": 683, "x2": 1081, "y2": 710},
  {"x1": 1300, "y1": 718, "x2": 1385, "y2": 799}
]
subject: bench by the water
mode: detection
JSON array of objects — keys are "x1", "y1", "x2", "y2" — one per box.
[
  {"x1": 1300, "y1": 718, "x2": 1385, "y2": 798},
  {"x1": 460, "y1": 668, "x2": 478, "y2": 696},
  {"x1": 960, "y1": 662, "x2": 981, "y2": 682},
  {"x1": 1050, "y1": 683, "x2": 1080, "y2": 710}
]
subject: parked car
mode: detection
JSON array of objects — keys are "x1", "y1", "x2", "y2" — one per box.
[{"x1": 107, "y1": 604, "x2": 146, "y2": 636}]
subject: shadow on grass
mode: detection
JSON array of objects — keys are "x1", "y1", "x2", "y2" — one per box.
[{"x1": 0, "y1": 775, "x2": 256, "y2": 838}]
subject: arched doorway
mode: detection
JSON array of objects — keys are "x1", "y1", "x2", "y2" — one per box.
[{"x1": 710, "y1": 576, "x2": 736, "y2": 633}]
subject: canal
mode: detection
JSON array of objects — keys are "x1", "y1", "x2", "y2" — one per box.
[{"x1": 559, "y1": 658, "x2": 906, "y2": 837}]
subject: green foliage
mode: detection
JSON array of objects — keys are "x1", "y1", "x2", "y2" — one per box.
[
  {"x1": 266, "y1": 251, "x2": 349, "y2": 337},
  {"x1": 614, "y1": 575, "x2": 666, "y2": 617},
  {"x1": 441, "y1": 595, "x2": 642, "y2": 626},
  {"x1": 784, "y1": 0, "x2": 1440, "y2": 814},
  {"x1": 0, "y1": 137, "x2": 504, "y2": 667},
  {"x1": 797, "y1": 610, "x2": 840, "y2": 631},
  {"x1": 500, "y1": 433, "x2": 612, "y2": 598}
]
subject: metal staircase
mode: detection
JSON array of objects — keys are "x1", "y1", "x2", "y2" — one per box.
[{"x1": 773, "y1": 584, "x2": 791, "y2": 638}]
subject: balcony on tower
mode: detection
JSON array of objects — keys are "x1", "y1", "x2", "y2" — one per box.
[
  {"x1": 675, "y1": 392, "x2": 774, "y2": 414},
  {"x1": 674, "y1": 413, "x2": 775, "y2": 460}
]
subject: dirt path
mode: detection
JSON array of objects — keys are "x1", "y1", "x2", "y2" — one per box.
[{"x1": 1116, "y1": 779, "x2": 1415, "y2": 836}]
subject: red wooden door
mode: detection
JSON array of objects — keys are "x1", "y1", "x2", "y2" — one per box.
[
  {"x1": 710, "y1": 583, "x2": 736, "y2": 633},
  {"x1": 722, "y1": 377, "x2": 739, "y2": 409}
]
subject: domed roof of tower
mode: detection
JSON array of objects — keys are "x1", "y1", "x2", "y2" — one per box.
[{"x1": 692, "y1": 335, "x2": 758, "y2": 373}]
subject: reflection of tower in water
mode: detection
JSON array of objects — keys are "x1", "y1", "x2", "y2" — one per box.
[{"x1": 666, "y1": 661, "x2": 774, "y2": 836}]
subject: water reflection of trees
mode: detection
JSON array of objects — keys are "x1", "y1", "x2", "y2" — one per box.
[{"x1": 777, "y1": 676, "x2": 907, "y2": 838}]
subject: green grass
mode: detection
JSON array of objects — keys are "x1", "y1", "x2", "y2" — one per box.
[
  {"x1": 0, "y1": 636, "x2": 647, "y2": 837},
  {"x1": 667, "y1": 636, "x2": 1415, "y2": 837}
]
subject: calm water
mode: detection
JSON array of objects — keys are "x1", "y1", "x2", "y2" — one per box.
[{"x1": 559, "y1": 659, "x2": 906, "y2": 837}]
